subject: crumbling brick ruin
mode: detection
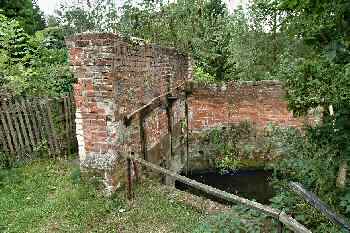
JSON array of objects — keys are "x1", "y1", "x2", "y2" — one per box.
[{"x1": 66, "y1": 33, "x2": 308, "y2": 191}]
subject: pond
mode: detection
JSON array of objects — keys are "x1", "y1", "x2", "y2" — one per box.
[{"x1": 175, "y1": 169, "x2": 274, "y2": 204}]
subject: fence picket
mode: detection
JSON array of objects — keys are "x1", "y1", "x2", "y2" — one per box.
[
  {"x1": 33, "y1": 99, "x2": 44, "y2": 147},
  {"x1": 0, "y1": 104, "x2": 13, "y2": 154},
  {"x1": 10, "y1": 101, "x2": 25, "y2": 154},
  {"x1": 46, "y1": 97, "x2": 59, "y2": 156},
  {"x1": 16, "y1": 98, "x2": 31, "y2": 152},
  {"x1": 21, "y1": 97, "x2": 36, "y2": 147},
  {"x1": 0, "y1": 115, "x2": 9, "y2": 154},
  {"x1": 4, "y1": 101, "x2": 20, "y2": 153},
  {"x1": 38, "y1": 99, "x2": 53, "y2": 156}
]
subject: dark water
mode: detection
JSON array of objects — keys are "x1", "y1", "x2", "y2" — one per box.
[{"x1": 175, "y1": 170, "x2": 274, "y2": 204}]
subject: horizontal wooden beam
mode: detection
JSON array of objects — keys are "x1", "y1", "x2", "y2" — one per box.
[
  {"x1": 289, "y1": 182, "x2": 350, "y2": 232},
  {"x1": 123, "y1": 82, "x2": 186, "y2": 126},
  {"x1": 121, "y1": 152, "x2": 311, "y2": 233}
]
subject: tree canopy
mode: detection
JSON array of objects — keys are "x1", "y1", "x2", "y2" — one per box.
[{"x1": 0, "y1": 0, "x2": 45, "y2": 34}]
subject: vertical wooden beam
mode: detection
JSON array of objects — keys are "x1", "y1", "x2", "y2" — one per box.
[
  {"x1": 139, "y1": 113, "x2": 147, "y2": 161},
  {"x1": 0, "y1": 115, "x2": 9, "y2": 154},
  {"x1": 165, "y1": 95, "x2": 173, "y2": 184},
  {"x1": 68, "y1": 92, "x2": 77, "y2": 151},
  {"x1": 277, "y1": 221, "x2": 284, "y2": 233},
  {"x1": 185, "y1": 94, "x2": 190, "y2": 176},
  {"x1": 127, "y1": 157, "x2": 133, "y2": 200},
  {"x1": 133, "y1": 161, "x2": 140, "y2": 183}
]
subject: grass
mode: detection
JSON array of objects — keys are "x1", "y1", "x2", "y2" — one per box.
[{"x1": 0, "y1": 159, "x2": 204, "y2": 233}]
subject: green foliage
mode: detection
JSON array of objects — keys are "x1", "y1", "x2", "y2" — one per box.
[
  {"x1": 226, "y1": 2, "x2": 288, "y2": 81},
  {"x1": 0, "y1": 0, "x2": 45, "y2": 34},
  {"x1": 118, "y1": 0, "x2": 234, "y2": 81},
  {"x1": 270, "y1": 0, "x2": 350, "y2": 163},
  {"x1": 54, "y1": 0, "x2": 289, "y2": 82},
  {"x1": 194, "y1": 66, "x2": 216, "y2": 84},
  {"x1": 0, "y1": 14, "x2": 74, "y2": 97},
  {"x1": 207, "y1": 122, "x2": 276, "y2": 171},
  {"x1": 267, "y1": 126, "x2": 349, "y2": 232}
]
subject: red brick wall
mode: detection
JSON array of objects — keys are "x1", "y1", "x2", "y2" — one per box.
[
  {"x1": 66, "y1": 33, "x2": 190, "y2": 171},
  {"x1": 66, "y1": 33, "x2": 311, "y2": 191},
  {"x1": 188, "y1": 81, "x2": 306, "y2": 131}
]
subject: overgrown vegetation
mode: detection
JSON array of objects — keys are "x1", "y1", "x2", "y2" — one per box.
[
  {"x1": 0, "y1": 14, "x2": 74, "y2": 97},
  {"x1": 268, "y1": 126, "x2": 348, "y2": 232},
  {"x1": 202, "y1": 123, "x2": 348, "y2": 232},
  {"x1": 206, "y1": 122, "x2": 278, "y2": 171}
]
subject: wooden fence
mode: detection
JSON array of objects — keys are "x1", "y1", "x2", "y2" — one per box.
[{"x1": 0, "y1": 93, "x2": 77, "y2": 163}]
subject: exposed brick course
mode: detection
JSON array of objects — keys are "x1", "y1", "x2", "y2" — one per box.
[{"x1": 188, "y1": 81, "x2": 307, "y2": 131}]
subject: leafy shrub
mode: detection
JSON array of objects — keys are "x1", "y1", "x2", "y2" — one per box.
[
  {"x1": 0, "y1": 14, "x2": 74, "y2": 97},
  {"x1": 268, "y1": 126, "x2": 348, "y2": 232},
  {"x1": 207, "y1": 121, "x2": 278, "y2": 171},
  {"x1": 194, "y1": 66, "x2": 216, "y2": 84}
]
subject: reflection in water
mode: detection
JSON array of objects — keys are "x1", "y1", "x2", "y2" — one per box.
[{"x1": 175, "y1": 170, "x2": 274, "y2": 204}]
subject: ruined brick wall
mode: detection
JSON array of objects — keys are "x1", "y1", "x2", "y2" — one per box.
[
  {"x1": 66, "y1": 32, "x2": 312, "y2": 191},
  {"x1": 66, "y1": 33, "x2": 190, "y2": 187},
  {"x1": 188, "y1": 81, "x2": 307, "y2": 131}
]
